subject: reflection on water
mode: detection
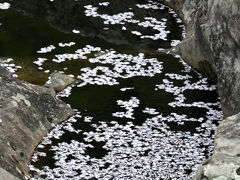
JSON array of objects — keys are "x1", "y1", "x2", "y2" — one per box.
[
  {"x1": 6, "y1": 0, "x2": 184, "y2": 49},
  {"x1": 0, "y1": 0, "x2": 222, "y2": 179}
]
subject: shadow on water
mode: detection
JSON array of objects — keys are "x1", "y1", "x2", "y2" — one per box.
[
  {"x1": 4, "y1": 0, "x2": 183, "y2": 49},
  {"x1": 0, "y1": 8, "x2": 139, "y2": 84}
]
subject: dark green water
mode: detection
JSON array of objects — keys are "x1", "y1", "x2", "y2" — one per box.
[
  {"x1": 0, "y1": 1, "x2": 222, "y2": 179},
  {"x1": 0, "y1": 8, "x2": 136, "y2": 84}
]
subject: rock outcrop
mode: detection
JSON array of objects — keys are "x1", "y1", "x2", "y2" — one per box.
[
  {"x1": 194, "y1": 113, "x2": 240, "y2": 180},
  {"x1": 46, "y1": 72, "x2": 76, "y2": 92},
  {"x1": 0, "y1": 67, "x2": 74, "y2": 179},
  {"x1": 161, "y1": 0, "x2": 240, "y2": 117},
  {"x1": 160, "y1": 0, "x2": 240, "y2": 179}
]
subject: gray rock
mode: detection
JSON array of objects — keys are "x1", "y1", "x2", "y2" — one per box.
[
  {"x1": 47, "y1": 72, "x2": 76, "y2": 92},
  {"x1": 0, "y1": 168, "x2": 20, "y2": 180},
  {"x1": 160, "y1": 1, "x2": 240, "y2": 179},
  {"x1": 161, "y1": 0, "x2": 240, "y2": 117},
  {"x1": 0, "y1": 66, "x2": 74, "y2": 179},
  {"x1": 194, "y1": 113, "x2": 240, "y2": 180}
]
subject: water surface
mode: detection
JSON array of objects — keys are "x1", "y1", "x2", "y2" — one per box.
[{"x1": 0, "y1": 1, "x2": 222, "y2": 179}]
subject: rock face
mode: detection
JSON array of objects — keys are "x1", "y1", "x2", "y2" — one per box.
[
  {"x1": 161, "y1": 0, "x2": 240, "y2": 117},
  {"x1": 0, "y1": 67, "x2": 74, "y2": 179},
  {"x1": 160, "y1": 0, "x2": 240, "y2": 179},
  {"x1": 194, "y1": 113, "x2": 240, "y2": 180}
]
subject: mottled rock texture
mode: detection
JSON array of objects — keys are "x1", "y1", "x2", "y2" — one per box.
[
  {"x1": 160, "y1": 0, "x2": 240, "y2": 179},
  {"x1": 161, "y1": 0, "x2": 240, "y2": 117},
  {"x1": 194, "y1": 113, "x2": 240, "y2": 180},
  {"x1": 0, "y1": 67, "x2": 74, "y2": 179},
  {"x1": 46, "y1": 72, "x2": 76, "y2": 92}
]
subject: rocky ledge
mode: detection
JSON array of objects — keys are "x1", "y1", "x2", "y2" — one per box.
[
  {"x1": 161, "y1": 0, "x2": 240, "y2": 117},
  {"x1": 160, "y1": 0, "x2": 240, "y2": 179},
  {"x1": 195, "y1": 113, "x2": 240, "y2": 179},
  {"x1": 0, "y1": 67, "x2": 74, "y2": 179}
]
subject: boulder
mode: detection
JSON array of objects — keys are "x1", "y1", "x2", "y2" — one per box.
[
  {"x1": 0, "y1": 67, "x2": 74, "y2": 179},
  {"x1": 47, "y1": 72, "x2": 76, "y2": 92},
  {"x1": 194, "y1": 113, "x2": 240, "y2": 180}
]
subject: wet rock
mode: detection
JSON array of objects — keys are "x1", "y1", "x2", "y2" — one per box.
[
  {"x1": 194, "y1": 113, "x2": 240, "y2": 180},
  {"x1": 0, "y1": 66, "x2": 74, "y2": 179},
  {"x1": 47, "y1": 72, "x2": 76, "y2": 92}
]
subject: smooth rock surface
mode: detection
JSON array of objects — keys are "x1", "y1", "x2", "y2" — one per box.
[
  {"x1": 0, "y1": 67, "x2": 74, "y2": 179},
  {"x1": 0, "y1": 168, "x2": 20, "y2": 180},
  {"x1": 47, "y1": 72, "x2": 76, "y2": 92}
]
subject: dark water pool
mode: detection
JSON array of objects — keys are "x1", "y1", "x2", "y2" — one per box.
[{"x1": 0, "y1": 0, "x2": 222, "y2": 179}]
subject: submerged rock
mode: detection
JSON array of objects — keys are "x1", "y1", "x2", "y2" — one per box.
[
  {"x1": 194, "y1": 113, "x2": 240, "y2": 180},
  {"x1": 0, "y1": 67, "x2": 74, "y2": 179},
  {"x1": 46, "y1": 72, "x2": 76, "y2": 92}
]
